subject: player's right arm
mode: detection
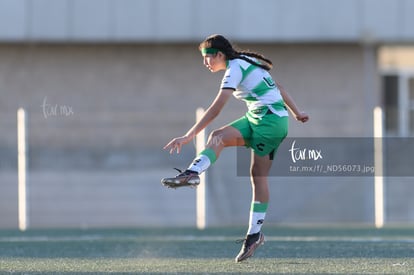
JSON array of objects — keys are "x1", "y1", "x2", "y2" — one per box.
[{"x1": 163, "y1": 88, "x2": 233, "y2": 154}]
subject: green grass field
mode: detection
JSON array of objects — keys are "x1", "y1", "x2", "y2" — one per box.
[{"x1": 0, "y1": 226, "x2": 413, "y2": 274}]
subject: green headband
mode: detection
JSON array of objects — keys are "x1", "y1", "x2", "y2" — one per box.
[{"x1": 201, "y1": 48, "x2": 219, "y2": 55}]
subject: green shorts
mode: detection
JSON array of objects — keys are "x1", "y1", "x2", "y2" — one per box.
[{"x1": 229, "y1": 112, "x2": 288, "y2": 158}]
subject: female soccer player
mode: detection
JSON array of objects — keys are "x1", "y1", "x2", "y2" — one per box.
[{"x1": 162, "y1": 34, "x2": 309, "y2": 262}]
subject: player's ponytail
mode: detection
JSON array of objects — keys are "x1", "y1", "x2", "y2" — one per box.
[{"x1": 199, "y1": 34, "x2": 273, "y2": 71}]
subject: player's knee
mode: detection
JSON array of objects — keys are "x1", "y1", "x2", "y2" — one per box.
[
  {"x1": 207, "y1": 129, "x2": 226, "y2": 147},
  {"x1": 209, "y1": 129, "x2": 222, "y2": 138}
]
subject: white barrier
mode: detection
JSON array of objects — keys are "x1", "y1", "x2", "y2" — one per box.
[
  {"x1": 374, "y1": 106, "x2": 384, "y2": 228},
  {"x1": 17, "y1": 108, "x2": 28, "y2": 231},
  {"x1": 195, "y1": 108, "x2": 207, "y2": 230}
]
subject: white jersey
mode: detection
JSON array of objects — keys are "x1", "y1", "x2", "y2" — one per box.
[{"x1": 220, "y1": 58, "x2": 288, "y2": 118}]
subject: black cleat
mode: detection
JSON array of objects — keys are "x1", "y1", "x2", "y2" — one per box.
[
  {"x1": 235, "y1": 232, "x2": 265, "y2": 263},
  {"x1": 161, "y1": 168, "x2": 200, "y2": 189}
]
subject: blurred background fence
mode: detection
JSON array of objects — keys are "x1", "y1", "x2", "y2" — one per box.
[{"x1": 1, "y1": 0, "x2": 414, "y2": 229}]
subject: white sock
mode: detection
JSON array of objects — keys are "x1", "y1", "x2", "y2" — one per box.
[
  {"x1": 187, "y1": 154, "x2": 211, "y2": 174},
  {"x1": 247, "y1": 201, "x2": 268, "y2": 235}
]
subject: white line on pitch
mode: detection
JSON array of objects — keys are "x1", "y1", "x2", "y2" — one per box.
[{"x1": 0, "y1": 235, "x2": 414, "y2": 243}]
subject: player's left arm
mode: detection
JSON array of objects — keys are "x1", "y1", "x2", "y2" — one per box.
[{"x1": 276, "y1": 81, "x2": 309, "y2": 123}]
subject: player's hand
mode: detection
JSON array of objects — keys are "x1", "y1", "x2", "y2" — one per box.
[
  {"x1": 296, "y1": 112, "x2": 309, "y2": 123},
  {"x1": 163, "y1": 136, "x2": 191, "y2": 154}
]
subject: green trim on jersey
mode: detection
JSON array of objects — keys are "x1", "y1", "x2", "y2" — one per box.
[
  {"x1": 252, "y1": 77, "x2": 276, "y2": 96},
  {"x1": 222, "y1": 58, "x2": 288, "y2": 119},
  {"x1": 240, "y1": 63, "x2": 257, "y2": 83}
]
